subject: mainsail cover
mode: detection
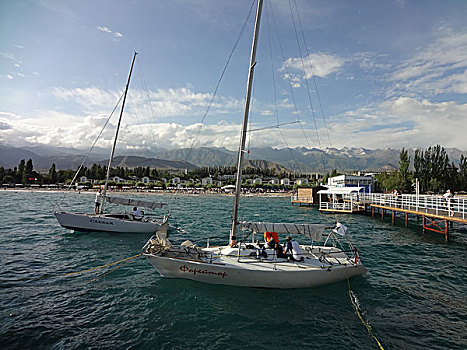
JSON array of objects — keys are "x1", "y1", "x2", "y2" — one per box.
[
  {"x1": 239, "y1": 221, "x2": 326, "y2": 241},
  {"x1": 105, "y1": 196, "x2": 166, "y2": 210}
]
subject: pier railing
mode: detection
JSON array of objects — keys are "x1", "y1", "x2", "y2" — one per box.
[
  {"x1": 360, "y1": 193, "x2": 467, "y2": 219},
  {"x1": 292, "y1": 191, "x2": 467, "y2": 219},
  {"x1": 319, "y1": 201, "x2": 353, "y2": 212}
]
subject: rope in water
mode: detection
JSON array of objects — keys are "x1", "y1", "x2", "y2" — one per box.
[
  {"x1": 85, "y1": 257, "x2": 137, "y2": 283},
  {"x1": 56, "y1": 253, "x2": 143, "y2": 279},
  {"x1": 8, "y1": 253, "x2": 144, "y2": 283},
  {"x1": 347, "y1": 277, "x2": 385, "y2": 350}
]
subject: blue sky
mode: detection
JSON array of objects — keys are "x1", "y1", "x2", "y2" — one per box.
[{"x1": 1, "y1": 0, "x2": 466, "y2": 154}]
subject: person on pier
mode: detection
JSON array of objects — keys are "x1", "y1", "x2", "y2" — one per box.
[{"x1": 443, "y1": 189, "x2": 454, "y2": 216}]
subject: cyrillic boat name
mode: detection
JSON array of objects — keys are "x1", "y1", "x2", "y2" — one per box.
[
  {"x1": 179, "y1": 265, "x2": 227, "y2": 278},
  {"x1": 90, "y1": 219, "x2": 114, "y2": 225}
]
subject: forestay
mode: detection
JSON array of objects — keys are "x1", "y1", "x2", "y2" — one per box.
[
  {"x1": 105, "y1": 196, "x2": 166, "y2": 210},
  {"x1": 239, "y1": 221, "x2": 326, "y2": 241}
]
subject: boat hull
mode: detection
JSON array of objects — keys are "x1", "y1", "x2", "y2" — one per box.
[
  {"x1": 54, "y1": 211, "x2": 164, "y2": 233},
  {"x1": 144, "y1": 254, "x2": 366, "y2": 289}
]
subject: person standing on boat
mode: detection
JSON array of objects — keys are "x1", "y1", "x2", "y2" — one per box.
[
  {"x1": 285, "y1": 236, "x2": 304, "y2": 262},
  {"x1": 94, "y1": 188, "x2": 102, "y2": 214},
  {"x1": 133, "y1": 207, "x2": 143, "y2": 221}
]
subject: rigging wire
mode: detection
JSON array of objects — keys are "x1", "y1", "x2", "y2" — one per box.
[
  {"x1": 136, "y1": 58, "x2": 162, "y2": 151},
  {"x1": 293, "y1": 0, "x2": 332, "y2": 149},
  {"x1": 247, "y1": 120, "x2": 300, "y2": 133},
  {"x1": 268, "y1": 4, "x2": 318, "y2": 167},
  {"x1": 184, "y1": 0, "x2": 257, "y2": 164},
  {"x1": 264, "y1": 0, "x2": 299, "y2": 172},
  {"x1": 287, "y1": 0, "x2": 326, "y2": 173},
  {"x1": 53, "y1": 92, "x2": 125, "y2": 209}
]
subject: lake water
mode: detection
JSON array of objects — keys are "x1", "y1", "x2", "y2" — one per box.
[{"x1": 1, "y1": 190, "x2": 466, "y2": 349}]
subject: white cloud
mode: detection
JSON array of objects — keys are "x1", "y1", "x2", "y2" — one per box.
[
  {"x1": 352, "y1": 52, "x2": 391, "y2": 72},
  {"x1": 51, "y1": 85, "x2": 244, "y2": 122},
  {"x1": 2, "y1": 95, "x2": 465, "y2": 152},
  {"x1": 52, "y1": 87, "x2": 121, "y2": 112},
  {"x1": 0, "y1": 52, "x2": 16, "y2": 60},
  {"x1": 97, "y1": 26, "x2": 123, "y2": 39},
  {"x1": 331, "y1": 97, "x2": 467, "y2": 149},
  {"x1": 97, "y1": 26, "x2": 112, "y2": 33},
  {"x1": 281, "y1": 52, "x2": 345, "y2": 83},
  {"x1": 390, "y1": 28, "x2": 467, "y2": 96},
  {"x1": 0, "y1": 85, "x2": 246, "y2": 150}
]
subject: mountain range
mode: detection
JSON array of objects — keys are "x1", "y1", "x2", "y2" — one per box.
[{"x1": 0, "y1": 144, "x2": 465, "y2": 174}]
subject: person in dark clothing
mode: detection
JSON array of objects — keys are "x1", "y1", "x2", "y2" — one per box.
[
  {"x1": 284, "y1": 235, "x2": 304, "y2": 262},
  {"x1": 274, "y1": 241, "x2": 288, "y2": 259}
]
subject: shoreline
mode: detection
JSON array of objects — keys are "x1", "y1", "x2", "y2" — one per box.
[{"x1": 1, "y1": 187, "x2": 291, "y2": 198}]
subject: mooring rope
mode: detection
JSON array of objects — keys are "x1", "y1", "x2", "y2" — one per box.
[
  {"x1": 86, "y1": 258, "x2": 136, "y2": 283},
  {"x1": 56, "y1": 253, "x2": 143, "y2": 279},
  {"x1": 347, "y1": 276, "x2": 385, "y2": 350},
  {"x1": 8, "y1": 253, "x2": 143, "y2": 283}
]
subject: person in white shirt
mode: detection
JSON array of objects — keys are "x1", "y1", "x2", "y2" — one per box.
[
  {"x1": 94, "y1": 188, "x2": 102, "y2": 214},
  {"x1": 443, "y1": 189, "x2": 454, "y2": 216},
  {"x1": 133, "y1": 207, "x2": 143, "y2": 221},
  {"x1": 285, "y1": 236, "x2": 304, "y2": 262}
]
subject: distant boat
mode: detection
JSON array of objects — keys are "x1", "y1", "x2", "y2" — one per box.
[
  {"x1": 221, "y1": 185, "x2": 236, "y2": 193},
  {"x1": 143, "y1": 0, "x2": 365, "y2": 288},
  {"x1": 54, "y1": 52, "x2": 169, "y2": 234}
]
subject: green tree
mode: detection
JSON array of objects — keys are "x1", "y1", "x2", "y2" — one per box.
[
  {"x1": 322, "y1": 172, "x2": 329, "y2": 185},
  {"x1": 23, "y1": 159, "x2": 34, "y2": 184},
  {"x1": 414, "y1": 145, "x2": 450, "y2": 193},
  {"x1": 49, "y1": 163, "x2": 57, "y2": 183},
  {"x1": 17, "y1": 159, "x2": 25, "y2": 183},
  {"x1": 459, "y1": 155, "x2": 467, "y2": 191},
  {"x1": 398, "y1": 148, "x2": 411, "y2": 192}
]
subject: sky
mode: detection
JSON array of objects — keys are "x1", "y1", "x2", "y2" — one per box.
[{"x1": 1, "y1": 0, "x2": 466, "y2": 155}]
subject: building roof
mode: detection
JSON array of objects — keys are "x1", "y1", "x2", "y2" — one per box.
[{"x1": 317, "y1": 186, "x2": 364, "y2": 194}]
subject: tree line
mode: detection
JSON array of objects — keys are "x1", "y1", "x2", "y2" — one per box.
[
  {"x1": 377, "y1": 145, "x2": 467, "y2": 193},
  {"x1": 0, "y1": 161, "x2": 319, "y2": 187}
]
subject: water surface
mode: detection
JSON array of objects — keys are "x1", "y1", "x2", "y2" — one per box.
[{"x1": 0, "y1": 191, "x2": 466, "y2": 349}]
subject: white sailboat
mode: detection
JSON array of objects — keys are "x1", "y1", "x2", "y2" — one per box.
[
  {"x1": 143, "y1": 0, "x2": 366, "y2": 288},
  {"x1": 54, "y1": 52, "x2": 169, "y2": 234}
]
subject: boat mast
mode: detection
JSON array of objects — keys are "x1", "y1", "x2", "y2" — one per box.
[
  {"x1": 229, "y1": 0, "x2": 263, "y2": 246},
  {"x1": 100, "y1": 52, "x2": 137, "y2": 213}
]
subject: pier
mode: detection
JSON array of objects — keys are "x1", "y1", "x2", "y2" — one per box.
[
  {"x1": 294, "y1": 191, "x2": 467, "y2": 240},
  {"x1": 360, "y1": 193, "x2": 467, "y2": 240}
]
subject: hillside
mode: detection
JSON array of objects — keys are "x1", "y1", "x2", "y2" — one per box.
[{"x1": 95, "y1": 156, "x2": 197, "y2": 171}]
